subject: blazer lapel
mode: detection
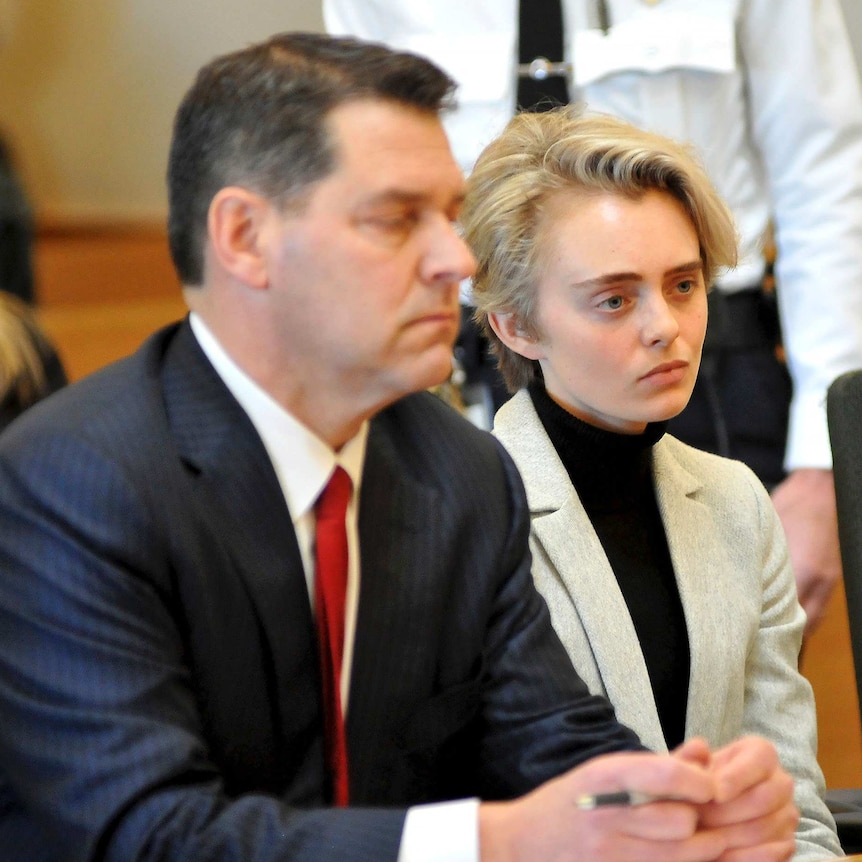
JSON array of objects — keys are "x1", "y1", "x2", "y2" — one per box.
[
  {"x1": 494, "y1": 393, "x2": 665, "y2": 751},
  {"x1": 651, "y1": 440, "x2": 738, "y2": 743}
]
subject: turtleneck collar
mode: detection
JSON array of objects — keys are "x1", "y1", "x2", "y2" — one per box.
[{"x1": 528, "y1": 381, "x2": 667, "y2": 511}]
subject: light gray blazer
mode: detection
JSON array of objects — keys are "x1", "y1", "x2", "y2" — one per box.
[{"x1": 494, "y1": 390, "x2": 842, "y2": 861}]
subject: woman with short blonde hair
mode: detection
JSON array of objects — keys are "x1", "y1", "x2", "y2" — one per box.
[{"x1": 464, "y1": 107, "x2": 842, "y2": 861}]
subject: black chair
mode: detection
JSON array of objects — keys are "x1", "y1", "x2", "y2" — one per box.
[
  {"x1": 828, "y1": 369, "x2": 862, "y2": 722},
  {"x1": 825, "y1": 368, "x2": 862, "y2": 853}
]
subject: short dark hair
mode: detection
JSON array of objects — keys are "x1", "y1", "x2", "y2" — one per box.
[{"x1": 167, "y1": 31, "x2": 457, "y2": 285}]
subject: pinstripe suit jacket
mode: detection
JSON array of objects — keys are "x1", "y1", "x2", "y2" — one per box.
[
  {"x1": 494, "y1": 390, "x2": 842, "y2": 861},
  {"x1": 0, "y1": 321, "x2": 641, "y2": 862}
]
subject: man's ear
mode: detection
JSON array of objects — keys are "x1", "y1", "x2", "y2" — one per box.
[
  {"x1": 207, "y1": 187, "x2": 273, "y2": 289},
  {"x1": 488, "y1": 311, "x2": 545, "y2": 360}
]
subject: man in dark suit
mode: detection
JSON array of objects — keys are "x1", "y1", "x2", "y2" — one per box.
[{"x1": 0, "y1": 32, "x2": 796, "y2": 862}]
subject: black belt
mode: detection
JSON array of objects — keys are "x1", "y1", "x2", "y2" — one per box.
[
  {"x1": 517, "y1": 57, "x2": 571, "y2": 80},
  {"x1": 516, "y1": 0, "x2": 612, "y2": 84},
  {"x1": 517, "y1": 0, "x2": 569, "y2": 109},
  {"x1": 704, "y1": 287, "x2": 781, "y2": 352}
]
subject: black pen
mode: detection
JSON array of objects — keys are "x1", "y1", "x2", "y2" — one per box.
[{"x1": 576, "y1": 791, "x2": 681, "y2": 810}]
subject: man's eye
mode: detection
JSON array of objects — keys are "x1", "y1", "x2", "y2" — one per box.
[
  {"x1": 357, "y1": 212, "x2": 420, "y2": 246},
  {"x1": 677, "y1": 280, "x2": 694, "y2": 294},
  {"x1": 371, "y1": 213, "x2": 417, "y2": 231}
]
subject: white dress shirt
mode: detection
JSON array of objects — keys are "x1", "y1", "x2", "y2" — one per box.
[
  {"x1": 189, "y1": 314, "x2": 479, "y2": 862},
  {"x1": 325, "y1": 0, "x2": 862, "y2": 471}
]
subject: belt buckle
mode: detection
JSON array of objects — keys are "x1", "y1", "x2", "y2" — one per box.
[{"x1": 517, "y1": 56, "x2": 570, "y2": 80}]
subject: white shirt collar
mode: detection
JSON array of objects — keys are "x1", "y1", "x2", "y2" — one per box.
[{"x1": 188, "y1": 313, "x2": 368, "y2": 520}]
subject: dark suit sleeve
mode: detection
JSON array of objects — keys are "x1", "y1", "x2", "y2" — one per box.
[
  {"x1": 0, "y1": 425, "x2": 405, "y2": 862},
  {"x1": 348, "y1": 395, "x2": 645, "y2": 807},
  {"x1": 472, "y1": 440, "x2": 645, "y2": 798}
]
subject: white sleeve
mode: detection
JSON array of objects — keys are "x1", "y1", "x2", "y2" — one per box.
[
  {"x1": 740, "y1": 0, "x2": 862, "y2": 470},
  {"x1": 398, "y1": 799, "x2": 480, "y2": 862},
  {"x1": 323, "y1": 0, "x2": 404, "y2": 42}
]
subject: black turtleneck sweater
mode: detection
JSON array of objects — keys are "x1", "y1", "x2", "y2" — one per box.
[{"x1": 529, "y1": 382, "x2": 691, "y2": 749}]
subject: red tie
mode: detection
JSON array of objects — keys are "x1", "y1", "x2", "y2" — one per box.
[{"x1": 314, "y1": 466, "x2": 352, "y2": 806}]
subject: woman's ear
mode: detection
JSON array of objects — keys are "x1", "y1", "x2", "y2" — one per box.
[
  {"x1": 488, "y1": 311, "x2": 545, "y2": 360},
  {"x1": 207, "y1": 187, "x2": 273, "y2": 289}
]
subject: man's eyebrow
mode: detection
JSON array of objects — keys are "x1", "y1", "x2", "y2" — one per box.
[
  {"x1": 571, "y1": 259, "x2": 704, "y2": 289},
  {"x1": 360, "y1": 189, "x2": 466, "y2": 210}
]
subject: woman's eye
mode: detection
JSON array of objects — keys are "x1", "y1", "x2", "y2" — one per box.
[
  {"x1": 600, "y1": 295, "x2": 625, "y2": 310},
  {"x1": 677, "y1": 280, "x2": 694, "y2": 294}
]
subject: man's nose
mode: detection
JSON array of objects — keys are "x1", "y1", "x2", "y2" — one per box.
[{"x1": 421, "y1": 218, "x2": 477, "y2": 286}]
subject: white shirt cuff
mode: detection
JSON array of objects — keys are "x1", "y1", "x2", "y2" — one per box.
[
  {"x1": 397, "y1": 798, "x2": 480, "y2": 862},
  {"x1": 786, "y1": 390, "x2": 833, "y2": 471}
]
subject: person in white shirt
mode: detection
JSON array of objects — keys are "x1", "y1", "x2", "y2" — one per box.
[
  {"x1": 324, "y1": 0, "x2": 862, "y2": 634},
  {"x1": 0, "y1": 31, "x2": 797, "y2": 862}
]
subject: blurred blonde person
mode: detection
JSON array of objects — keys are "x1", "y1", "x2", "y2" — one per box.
[{"x1": 0, "y1": 292, "x2": 65, "y2": 431}]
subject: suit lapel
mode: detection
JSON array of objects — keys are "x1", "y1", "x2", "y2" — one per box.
[
  {"x1": 494, "y1": 393, "x2": 665, "y2": 750},
  {"x1": 160, "y1": 322, "x2": 321, "y2": 758},
  {"x1": 346, "y1": 419, "x2": 452, "y2": 799}
]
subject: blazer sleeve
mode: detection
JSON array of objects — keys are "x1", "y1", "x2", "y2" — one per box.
[
  {"x1": 0, "y1": 422, "x2": 406, "y2": 862},
  {"x1": 736, "y1": 470, "x2": 843, "y2": 860}
]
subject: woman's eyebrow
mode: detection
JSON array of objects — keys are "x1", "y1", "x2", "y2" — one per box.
[{"x1": 571, "y1": 259, "x2": 703, "y2": 290}]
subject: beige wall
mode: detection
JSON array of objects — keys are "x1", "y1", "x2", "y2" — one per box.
[
  {"x1": 0, "y1": 1, "x2": 324, "y2": 226},
  {"x1": 1, "y1": 1, "x2": 860, "y2": 227}
]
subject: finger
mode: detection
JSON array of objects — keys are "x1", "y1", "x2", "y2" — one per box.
[
  {"x1": 715, "y1": 800, "x2": 798, "y2": 848},
  {"x1": 672, "y1": 737, "x2": 713, "y2": 769},
  {"x1": 588, "y1": 800, "x2": 700, "y2": 841},
  {"x1": 717, "y1": 838, "x2": 796, "y2": 862},
  {"x1": 727, "y1": 807, "x2": 799, "y2": 851},
  {"x1": 569, "y1": 750, "x2": 716, "y2": 805},
  {"x1": 580, "y1": 825, "x2": 728, "y2": 862},
  {"x1": 710, "y1": 737, "x2": 780, "y2": 803},
  {"x1": 700, "y1": 767, "x2": 794, "y2": 828}
]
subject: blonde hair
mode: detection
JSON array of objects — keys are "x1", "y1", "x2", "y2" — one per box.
[
  {"x1": 0, "y1": 293, "x2": 58, "y2": 419},
  {"x1": 462, "y1": 107, "x2": 738, "y2": 391}
]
